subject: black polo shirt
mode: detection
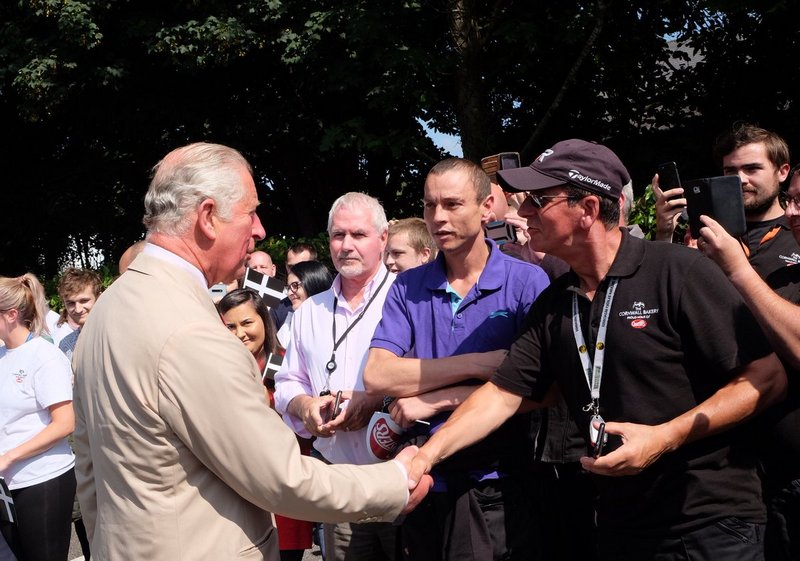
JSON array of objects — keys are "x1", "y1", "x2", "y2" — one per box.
[
  {"x1": 745, "y1": 216, "x2": 800, "y2": 295},
  {"x1": 745, "y1": 216, "x2": 800, "y2": 488},
  {"x1": 494, "y1": 229, "x2": 772, "y2": 536}
]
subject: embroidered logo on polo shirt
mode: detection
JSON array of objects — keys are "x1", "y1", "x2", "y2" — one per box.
[
  {"x1": 618, "y1": 300, "x2": 660, "y2": 329},
  {"x1": 779, "y1": 252, "x2": 800, "y2": 266},
  {"x1": 489, "y1": 310, "x2": 509, "y2": 319}
]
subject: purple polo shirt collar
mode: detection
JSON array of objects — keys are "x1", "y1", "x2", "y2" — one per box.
[{"x1": 423, "y1": 238, "x2": 506, "y2": 296}]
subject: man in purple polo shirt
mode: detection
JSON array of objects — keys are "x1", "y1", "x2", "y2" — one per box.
[{"x1": 364, "y1": 158, "x2": 550, "y2": 561}]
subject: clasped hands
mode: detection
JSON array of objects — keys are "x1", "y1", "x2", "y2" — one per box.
[{"x1": 392, "y1": 446, "x2": 434, "y2": 515}]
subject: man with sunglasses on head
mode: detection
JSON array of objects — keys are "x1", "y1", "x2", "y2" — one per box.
[
  {"x1": 406, "y1": 139, "x2": 787, "y2": 561},
  {"x1": 364, "y1": 158, "x2": 550, "y2": 561}
]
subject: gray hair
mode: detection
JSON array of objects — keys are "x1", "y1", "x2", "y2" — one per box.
[
  {"x1": 327, "y1": 192, "x2": 388, "y2": 235},
  {"x1": 621, "y1": 180, "x2": 634, "y2": 224},
  {"x1": 143, "y1": 143, "x2": 253, "y2": 236}
]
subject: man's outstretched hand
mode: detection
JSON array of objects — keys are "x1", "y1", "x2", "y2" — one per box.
[{"x1": 393, "y1": 446, "x2": 434, "y2": 515}]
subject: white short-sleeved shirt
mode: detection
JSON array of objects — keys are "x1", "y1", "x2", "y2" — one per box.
[
  {"x1": 48, "y1": 314, "x2": 75, "y2": 348},
  {"x1": 0, "y1": 336, "x2": 75, "y2": 489}
]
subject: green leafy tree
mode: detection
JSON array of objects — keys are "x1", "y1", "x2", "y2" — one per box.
[{"x1": 3, "y1": 0, "x2": 800, "y2": 278}]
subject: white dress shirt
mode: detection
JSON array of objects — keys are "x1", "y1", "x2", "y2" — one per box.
[
  {"x1": 275, "y1": 266, "x2": 395, "y2": 465},
  {"x1": 142, "y1": 243, "x2": 209, "y2": 290}
]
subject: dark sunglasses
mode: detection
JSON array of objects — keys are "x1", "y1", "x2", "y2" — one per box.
[{"x1": 525, "y1": 192, "x2": 574, "y2": 209}]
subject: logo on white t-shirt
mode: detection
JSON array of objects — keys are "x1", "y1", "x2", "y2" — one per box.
[{"x1": 13, "y1": 369, "x2": 26, "y2": 384}]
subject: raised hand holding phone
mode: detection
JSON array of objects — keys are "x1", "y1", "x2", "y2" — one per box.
[{"x1": 653, "y1": 161, "x2": 688, "y2": 241}]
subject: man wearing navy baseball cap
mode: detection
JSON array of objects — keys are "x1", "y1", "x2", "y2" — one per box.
[
  {"x1": 408, "y1": 140, "x2": 787, "y2": 560},
  {"x1": 497, "y1": 139, "x2": 629, "y2": 200}
]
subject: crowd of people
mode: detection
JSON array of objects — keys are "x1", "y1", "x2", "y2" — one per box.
[{"x1": 1, "y1": 122, "x2": 799, "y2": 561}]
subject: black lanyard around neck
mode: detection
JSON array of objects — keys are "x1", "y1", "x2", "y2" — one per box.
[{"x1": 321, "y1": 269, "x2": 390, "y2": 395}]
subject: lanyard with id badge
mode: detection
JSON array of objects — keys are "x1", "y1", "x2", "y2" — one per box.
[
  {"x1": 319, "y1": 270, "x2": 390, "y2": 422},
  {"x1": 572, "y1": 277, "x2": 619, "y2": 457}
]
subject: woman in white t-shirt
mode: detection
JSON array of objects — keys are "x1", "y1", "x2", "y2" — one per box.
[{"x1": 0, "y1": 274, "x2": 76, "y2": 561}]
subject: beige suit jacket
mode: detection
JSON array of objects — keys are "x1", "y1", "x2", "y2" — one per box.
[{"x1": 72, "y1": 254, "x2": 406, "y2": 560}]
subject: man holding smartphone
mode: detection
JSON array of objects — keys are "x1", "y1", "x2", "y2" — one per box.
[
  {"x1": 275, "y1": 193, "x2": 400, "y2": 561},
  {"x1": 407, "y1": 139, "x2": 787, "y2": 561},
  {"x1": 708, "y1": 125, "x2": 800, "y2": 560}
]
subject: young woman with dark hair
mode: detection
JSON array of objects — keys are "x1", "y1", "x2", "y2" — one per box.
[
  {"x1": 218, "y1": 288, "x2": 312, "y2": 561},
  {"x1": 285, "y1": 260, "x2": 334, "y2": 311}
]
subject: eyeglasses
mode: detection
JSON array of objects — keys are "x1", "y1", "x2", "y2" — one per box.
[
  {"x1": 288, "y1": 281, "x2": 303, "y2": 293},
  {"x1": 783, "y1": 193, "x2": 800, "y2": 209},
  {"x1": 525, "y1": 192, "x2": 573, "y2": 209}
]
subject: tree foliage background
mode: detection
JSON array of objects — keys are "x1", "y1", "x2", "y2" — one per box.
[{"x1": 2, "y1": 0, "x2": 799, "y2": 277}]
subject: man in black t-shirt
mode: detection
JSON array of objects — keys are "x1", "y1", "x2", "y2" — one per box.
[
  {"x1": 712, "y1": 125, "x2": 800, "y2": 561},
  {"x1": 656, "y1": 123, "x2": 799, "y2": 281},
  {"x1": 699, "y1": 162, "x2": 800, "y2": 561},
  {"x1": 407, "y1": 139, "x2": 788, "y2": 561},
  {"x1": 712, "y1": 124, "x2": 798, "y2": 280}
]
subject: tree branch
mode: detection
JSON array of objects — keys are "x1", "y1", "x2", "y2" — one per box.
[{"x1": 521, "y1": 0, "x2": 610, "y2": 160}]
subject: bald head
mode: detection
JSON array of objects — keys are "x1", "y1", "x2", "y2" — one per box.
[
  {"x1": 247, "y1": 251, "x2": 276, "y2": 277},
  {"x1": 119, "y1": 240, "x2": 147, "y2": 274},
  {"x1": 486, "y1": 182, "x2": 509, "y2": 224}
]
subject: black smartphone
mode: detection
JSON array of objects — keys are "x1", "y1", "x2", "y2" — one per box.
[
  {"x1": 657, "y1": 161, "x2": 688, "y2": 222},
  {"x1": 593, "y1": 422, "x2": 607, "y2": 459},
  {"x1": 684, "y1": 176, "x2": 746, "y2": 238},
  {"x1": 657, "y1": 161, "x2": 682, "y2": 191},
  {"x1": 484, "y1": 220, "x2": 518, "y2": 245}
]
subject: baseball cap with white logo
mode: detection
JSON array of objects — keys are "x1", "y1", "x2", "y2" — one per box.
[{"x1": 496, "y1": 139, "x2": 630, "y2": 201}]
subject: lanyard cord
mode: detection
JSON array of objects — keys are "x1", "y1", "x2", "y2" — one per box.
[
  {"x1": 321, "y1": 269, "x2": 390, "y2": 394},
  {"x1": 572, "y1": 278, "x2": 619, "y2": 417}
]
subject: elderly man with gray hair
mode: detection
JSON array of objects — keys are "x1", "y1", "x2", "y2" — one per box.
[
  {"x1": 71, "y1": 144, "x2": 429, "y2": 561},
  {"x1": 275, "y1": 192, "x2": 401, "y2": 561}
]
